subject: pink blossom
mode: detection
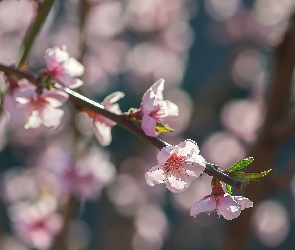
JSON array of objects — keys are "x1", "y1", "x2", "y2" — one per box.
[
  {"x1": 51, "y1": 148, "x2": 116, "y2": 199},
  {"x1": 44, "y1": 45, "x2": 84, "y2": 88},
  {"x1": 10, "y1": 88, "x2": 68, "y2": 129},
  {"x1": 145, "y1": 140, "x2": 206, "y2": 193},
  {"x1": 190, "y1": 184, "x2": 253, "y2": 220},
  {"x1": 92, "y1": 91, "x2": 124, "y2": 146},
  {"x1": 10, "y1": 202, "x2": 62, "y2": 250},
  {"x1": 140, "y1": 78, "x2": 179, "y2": 136}
]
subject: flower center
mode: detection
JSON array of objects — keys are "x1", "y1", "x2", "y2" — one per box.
[{"x1": 164, "y1": 154, "x2": 185, "y2": 175}]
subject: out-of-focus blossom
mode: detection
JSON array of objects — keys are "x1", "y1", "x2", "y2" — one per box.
[
  {"x1": 90, "y1": 91, "x2": 124, "y2": 146},
  {"x1": 10, "y1": 201, "x2": 62, "y2": 250},
  {"x1": 252, "y1": 200, "x2": 290, "y2": 247},
  {"x1": 145, "y1": 139, "x2": 206, "y2": 193},
  {"x1": 50, "y1": 148, "x2": 116, "y2": 199},
  {"x1": 221, "y1": 100, "x2": 264, "y2": 143},
  {"x1": 127, "y1": 0, "x2": 187, "y2": 32},
  {"x1": 140, "y1": 78, "x2": 179, "y2": 136},
  {"x1": 190, "y1": 181, "x2": 253, "y2": 220},
  {"x1": 44, "y1": 45, "x2": 84, "y2": 88},
  {"x1": 3, "y1": 78, "x2": 34, "y2": 113},
  {"x1": 202, "y1": 131, "x2": 246, "y2": 169},
  {"x1": 9, "y1": 88, "x2": 68, "y2": 129}
]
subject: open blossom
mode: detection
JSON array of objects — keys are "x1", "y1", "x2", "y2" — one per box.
[
  {"x1": 44, "y1": 45, "x2": 84, "y2": 88},
  {"x1": 145, "y1": 139, "x2": 206, "y2": 193},
  {"x1": 140, "y1": 78, "x2": 179, "y2": 136},
  {"x1": 190, "y1": 181, "x2": 253, "y2": 220},
  {"x1": 92, "y1": 91, "x2": 124, "y2": 146},
  {"x1": 10, "y1": 88, "x2": 68, "y2": 129},
  {"x1": 10, "y1": 202, "x2": 62, "y2": 250}
]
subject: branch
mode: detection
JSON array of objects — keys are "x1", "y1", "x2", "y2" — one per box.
[{"x1": 0, "y1": 63, "x2": 243, "y2": 190}]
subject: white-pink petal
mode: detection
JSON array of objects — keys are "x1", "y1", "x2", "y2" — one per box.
[
  {"x1": 233, "y1": 196, "x2": 253, "y2": 210},
  {"x1": 41, "y1": 106, "x2": 64, "y2": 129},
  {"x1": 217, "y1": 195, "x2": 241, "y2": 220},
  {"x1": 63, "y1": 57, "x2": 85, "y2": 77},
  {"x1": 42, "y1": 89, "x2": 69, "y2": 108},
  {"x1": 190, "y1": 196, "x2": 216, "y2": 217},
  {"x1": 145, "y1": 165, "x2": 165, "y2": 186},
  {"x1": 93, "y1": 122, "x2": 112, "y2": 146},
  {"x1": 141, "y1": 114, "x2": 157, "y2": 136}
]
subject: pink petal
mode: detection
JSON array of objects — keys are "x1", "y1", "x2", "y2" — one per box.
[
  {"x1": 159, "y1": 100, "x2": 179, "y2": 118},
  {"x1": 190, "y1": 196, "x2": 216, "y2": 217},
  {"x1": 56, "y1": 72, "x2": 82, "y2": 88},
  {"x1": 141, "y1": 114, "x2": 157, "y2": 136},
  {"x1": 176, "y1": 139, "x2": 200, "y2": 158},
  {"x1": 183, "y1": 163, "x2": 205, "y2": 178},
  {"x1": 24, "y1": 110, "x2": 43, "y2": 129},
  {"x1": 63, "y1": 57, "x2": 85, "y2": 77},
  {"x1": 44, "y1": 46, "x2": 69, "y2": 71},
  {"x1": 150, "y1": 78, "x2": 164, "y2": 100},
  {"x1": 157, "y1": 147, "x2": 173, "y2": 164},
  {"x1": 233, "y1": 196, "x2": 253, "y2": 210},
  {"x1": 15, "y1": 89, "x2": 37, "y2": 104},
  {"x1": 93, "y1": 122, "x2": 112, "y2": 146},
  {"x1": 141, "y1": 93, "x2": 156, "y2": 115},
  {"x1": 166, "y1": 174, "x2": 187, "y2": 193},
  {"x1": 102, "y1": 91, "x2": 125, "y2": 106},
  {"x1": 42, "y1": 89, "x2": 69, "y2": 107},
  {"x1": 10, "y1": 104, "x2": 34, "y2": 125},
  {"x1": 145, "y1": 164, "x2": 165, "y2": 186},
  {"x1": 217, "y1": 195, "x2": 241, "y2": 220},
  {"x1": 40, "y1": 106, "x2": 64, "y2": 129}
]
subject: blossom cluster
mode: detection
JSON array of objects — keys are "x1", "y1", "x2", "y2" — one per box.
[{"x1": 1, "y1": 45, "x2": 255, "y2": 249}]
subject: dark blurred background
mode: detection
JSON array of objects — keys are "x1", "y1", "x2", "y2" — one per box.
[{"x1": 0, "y1": 0, "x2": 295, "y2": 249}]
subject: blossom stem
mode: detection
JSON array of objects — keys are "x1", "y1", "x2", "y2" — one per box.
[{"x1": 0, "y1": 63, "x2": 243, "y2": 190}]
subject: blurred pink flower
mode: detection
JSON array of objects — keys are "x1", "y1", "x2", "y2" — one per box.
[
  {"x1": 92, "y1": 91, "x2": 124, "y2": 146},
  {"x1": 44, "y1": 45, "x2": 84, "y2": 88},
  {"x1": 145, "y1": 139, "x2": 206, "y2": 193},
  {"x1": 3, "y1": 78, "x2": 34, "y2": 113},
  {"x1": 53, "y1": 149, "x2": 116, "y2": 199},
  {"x1": 190, "y1": 182, "x2": 253, "y2": 220},
  {"x1": 140, "y1": 78, "x2": 179, "y2": 136},
  {"x1": 10, "y1": 88, "x2": 68, "y2": 129},
  {"x1": 10, "y1": 202, "x2": 62, "y2": 250}
]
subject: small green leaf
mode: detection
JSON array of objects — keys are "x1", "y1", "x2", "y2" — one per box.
[
  {"x1": 230, "y1": 169, "x2": 272, "y2": 185},
  {"x1": 227, "y1": 157, "x2": 254, "y2": 172},
  {"x1": 156, "y1": 123, "x2": 174, "y2": 133},
  {"x1": 225, "y1": 184, "x2": 232, "y2": 195}
]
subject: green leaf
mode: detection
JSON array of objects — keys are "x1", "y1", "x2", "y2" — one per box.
[
  {"x1": 230, "y1": 169, "x2": 272, "y2": 185},
  {"x1": 225, "y1": 184, "x2": 232, "y2": 195},
  {"x1": 18, "y1": 0, "x2": 55, "y2": 67},
  {"x1": 227, "y1": 157, "x2": 254, "y2": 172},
  {"x1": 156, "y1": 123, "x2": 174, "y2": 133}
]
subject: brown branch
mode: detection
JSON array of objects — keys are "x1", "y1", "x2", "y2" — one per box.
[
  {"x1": 0, "y1": 63, "x2": 244, "y2": 190},
  {"x1": 226, "y1": 13, "x2": 295, "y2": 250}
]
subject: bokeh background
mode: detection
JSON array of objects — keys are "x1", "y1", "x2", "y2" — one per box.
[{"x1": 0, "y1": 0, "x2": 295, "y2": 249}]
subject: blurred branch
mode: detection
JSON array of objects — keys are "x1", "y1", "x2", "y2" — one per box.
[
  {"x1": 226, "y1": 13, "x2": 295, "y2": 250},
  {"x1": 0, "y1": 63, "x2": 244, "y2": 190},
  {"x1": 17, "y1": 0, "x2": 55, "y2": 67}
]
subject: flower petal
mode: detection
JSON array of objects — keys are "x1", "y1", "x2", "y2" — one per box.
[
  {"x1": 145, "y1": 165, "x2": 165, "y2": 186},
  {"x1": 166, "y1": 174, "x2": 187, "y2": 193},
  {"x1": 10, "y1": 104, "x2": 34, "y2": 125},
  {"x1": 63, "y1": 57, "x2": 85, "y2": 77},
  {"x1": 141, "y1": 114, "x2": 157, "y2": 137},
  {"x1": 103, "y1": 91, "x2": 125, "y2": 106},
  {"x1": 233, "y1": 196, "x2": 253, "y2": 210},
  {"x1": 217, "y1": 195, "x2": 241, "y2": 220},
  {"x1": 42, "y1": 89, "x2": 69, "y2": 107},
  {"x1": 159, "y1": 100, "x2": 179, "y2": 118},
  {"x1": 190, "y1": 196, "x2": 216, "y2": 217},
  {"x1": 41, "y1": 106, "x2": 64, "y2": 129},
  {"x1": 93, "y1": 122, "x2": 112, "y2": 146}
]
